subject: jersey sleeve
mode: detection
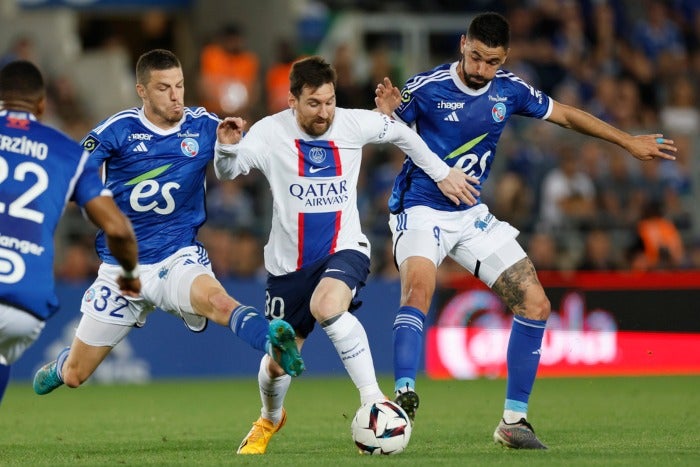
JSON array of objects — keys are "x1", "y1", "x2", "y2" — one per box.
[
  {"x1": 214, "y1": 118, "x2": 271, "y2": 180},
  {"x1": 354, "y1": 109, "x2": 450, "y2": 182},
  {"x1": 71, "y1": 150, "x2": 112, "y2": 207},
  {"x1": 511, "y1": 76, "x2": 553, "y2": 120},
  {"x1": 393, "y1": 78, "x2": 420, "y2": 125},
  {"x1": 80, "y1": 127, "x2": 113, "y2": 165}
]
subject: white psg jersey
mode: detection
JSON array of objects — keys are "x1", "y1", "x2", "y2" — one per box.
[{"x1": 215, "y1": 108, "x2": 448, "y2": 276}]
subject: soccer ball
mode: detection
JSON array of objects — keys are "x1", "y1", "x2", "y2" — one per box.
[{"x1": 351, "y1": 400, "x2": 412, "y2": 455}]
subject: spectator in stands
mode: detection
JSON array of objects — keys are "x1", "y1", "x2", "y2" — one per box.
[
  {"x1": 199, "y1": 23, "x2": 260, "y2": 119},
  {"x1": 659, "y1": 74, "x2": 699, "y2": 135},
  {"x1": 526, "y1": 231, "x2": 561, "y2": 272},
  {"x1": 359, "y1": 45, "x2": 401, "y2": 109},
  {"x1": 597, "y1": 145, "x2": 645, "y2": 230},
  {"x1": 265, "y1": 39, "x2": 298, "y2": 114},
  {"x1": 577, "y1": 228, "x2": 624, "y2": 271},
  {"x1": 631, "y1": 0, "x2": 687, "y2": 80},
  {"x1": 332, "y1": 43, "x2": 364, "y2": 108},
  {"x1": 538, "y1": 144, "x2": 597, "y2": 233},
  {"x1": 634, "y1": 200, "x2": 685, "y2": 270}
]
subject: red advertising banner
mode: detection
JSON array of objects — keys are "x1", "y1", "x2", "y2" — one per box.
[{"x1": 426, "y1": 271, "x2": 700, "y2": 379}]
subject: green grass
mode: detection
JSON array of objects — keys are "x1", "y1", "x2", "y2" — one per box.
[{"x1": 1, "y1": 375, "x2": 699, "y2": 466}]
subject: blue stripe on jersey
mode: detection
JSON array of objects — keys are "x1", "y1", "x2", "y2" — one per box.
[
  {"x1": 404, "y1": 69, "x2": 451, "y2": 93},
  {"x1": 295, "y1": 140, "x2": 342, "y2": 178},
  {"x1": 186, "y1": 107, "x2": 220, "y2": 123},
  {"x1": 297, "y1": 211, "x2": 340, "y2": 270}
]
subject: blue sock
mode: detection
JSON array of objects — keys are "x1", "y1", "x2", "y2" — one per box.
[
  {"x1": 393, "y1": 306, "x2": 425, "y2": 393},
  {"x1": 55, "y1": 347, "x2": 70, "y2": 382},
  {"x1": 0, "y1": 364, "x2": 10, "y2": 405},
  {"x1": 229, "y1": 305, "x2": 270, "y2": 353},
  {"x1": 505, "y1": 316, "x2": 547, "y2": 414}
]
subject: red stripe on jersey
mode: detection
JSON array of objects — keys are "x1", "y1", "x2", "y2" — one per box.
[
  {"x1": 329, "y1": 140, "x2": 342, "y2": 176},
  {"x1": 329, "y1": 210, "x2": 341, "y2": 254},
  {"x1": 297, "y1": 211, "x2": 304, "y2": 270},
  {"x1": 295, "y1": 139, "x2": 304, "y2": 176}
]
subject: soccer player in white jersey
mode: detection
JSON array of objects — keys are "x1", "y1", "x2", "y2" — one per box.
[
  {"x1": 214, "y1": 55, "x2": 477, "y2": 454},
  {"x1": 32, "y1": 49, "x2": 304, "y2": 397},
  {"x1": 0, "y1": 60, "x2": 140, "y2": 406},
  {"x1": 374, "y1": 12, "x2": 677, "y2": 449}
]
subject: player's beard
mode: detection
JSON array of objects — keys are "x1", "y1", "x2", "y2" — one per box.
[
  {"x1": 460, "y1": 59, "x2": 489, "y2": 90},
  {"x1": 146, "y1": 103, "x2": 184, "y2": 128},
  {"x1": 300, "y1": 116, "x2": 332, "y2": 136}
]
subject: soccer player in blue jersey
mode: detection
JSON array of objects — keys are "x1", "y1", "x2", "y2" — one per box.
[
  {"x1": 32, "y1": 49, "x2": 303, "y2": 396},
  {"x1": 375, "y1": 12, "x2": 677, "y2": 449},
  {"x1": 0, "y1": 60, "x2": 140, "y2": 406},
  {"x1": 214, "y1": 55, "x2": 476, "y2": 454}
]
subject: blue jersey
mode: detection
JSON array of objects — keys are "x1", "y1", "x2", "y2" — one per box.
[
  {"x1": 389, "y1": 62, "x2": 553, "y2": 213},
  {"x1": 82, "y1": 107, "x2": 219, "y2": 264},
  {"x1": 0, "y1": 110, "x2": 106, "y2": 320}
]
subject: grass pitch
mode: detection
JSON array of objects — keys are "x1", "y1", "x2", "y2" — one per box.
[{"x1": 1, "y1": 375, "x2": 699, "y2": 466}]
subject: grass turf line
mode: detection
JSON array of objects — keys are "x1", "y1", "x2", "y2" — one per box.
[{"x1": 1, "y1": 375, "x2": 699, "y2": 465}]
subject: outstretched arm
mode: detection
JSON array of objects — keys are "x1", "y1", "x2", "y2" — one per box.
[
  {"x1": 84, "y1": 196, "x2": 141, "y2": 297},
  {"x1": 547, "y1": 101, "x2": 677, "y2": 161},
  {"x1": 214, "y1": 117, "x2": 246, "y2": 180}
]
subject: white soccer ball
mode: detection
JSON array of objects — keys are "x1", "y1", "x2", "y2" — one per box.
[{"x1": 351, "y1": 400, "x2": 412, "y2": 455}]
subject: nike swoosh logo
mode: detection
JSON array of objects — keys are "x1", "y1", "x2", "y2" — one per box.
[
  {"x1": 309, "y1": 165, "x2": 330, "y2": 174},
  {"x1": 324, "y1": 268, "x2": 345, "y2": 274},
  {"x1": 341, "y1": 343, "x2": 360, "y2": 355}
]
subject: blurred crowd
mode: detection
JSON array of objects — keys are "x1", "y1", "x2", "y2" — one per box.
[{"x1": 3, "y1": 0, "x2": 699, "y2": 283}]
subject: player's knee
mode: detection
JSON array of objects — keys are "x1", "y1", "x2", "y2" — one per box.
[
  {"x1": 309, "y1": 294, "x2": 341, "y2": 322},
  {"x1": 527, "y1": 294, "x2": 551, "y2": 321},
  {"x1": 401, "y1": 282, "x2": 432, "y2": 312}
]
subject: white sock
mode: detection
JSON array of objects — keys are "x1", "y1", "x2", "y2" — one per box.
[
  {"x1": 257, "y1": 354, "x2": 291, "y2": 424},
  {"x1": 322, "y1": 312, "x2": 384, "y2": 405},
  {"x1": 503, "y1": 409, "x2": 527, "y2": 424}
]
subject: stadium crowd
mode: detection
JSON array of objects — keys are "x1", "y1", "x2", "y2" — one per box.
[{"x1": 3, "y1": 0, "x2": 699, "y2": 282}]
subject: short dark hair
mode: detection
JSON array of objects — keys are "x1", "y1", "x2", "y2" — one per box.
[
  {"x1": 135, "y1": 49, "x2": 181, "y2": 85},
  {"x1": 0, "y1": 60, "x2": 44, "y2": 101},
  {"x1": 289, "y1": 55, "x2": 337, "y2": 98},
  {"x1": 467, "y1": 12, "x2": 510, "y2": 49}
]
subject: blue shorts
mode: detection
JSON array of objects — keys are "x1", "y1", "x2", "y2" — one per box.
[{"x1": 265, "y1": 249, "x2": 370, "y2": 338}]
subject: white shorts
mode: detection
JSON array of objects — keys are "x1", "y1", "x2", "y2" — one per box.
[
  {"x1": 389, "y1": 204, "x2": 526, "y2": 287},
  {"x1": 80, "y1": 245, "x2": 215, "y2": 328},
  {"x1": 0, "y1": 303, "x2": 46, "y2": 365},
  {"x1": 75, "y1": 313, "x2": 132, "y2": 347}
]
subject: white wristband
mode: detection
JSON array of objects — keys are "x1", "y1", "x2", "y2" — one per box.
[{"x1": 121, "y1": 265, "x2": 140, "y2": 280}]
